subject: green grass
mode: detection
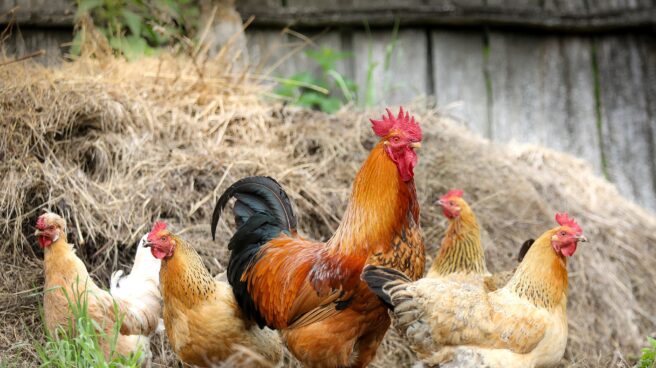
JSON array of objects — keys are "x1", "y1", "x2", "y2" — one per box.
[
  {"x1": 637, "y1": 337, "x2": 656, "y2": 368},
  {"x1": 35, "y1": 281, "x2": 143, "y2": 367}
]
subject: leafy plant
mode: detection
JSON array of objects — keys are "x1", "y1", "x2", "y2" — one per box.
[
  {"x1": 275, "y1": 18, "x2": 401, "y2": 113},
  {"x1": 35, "y1": 281, "x2": 142, "y2": 367},
  {"x1": 275, "y1": 47, "x2": 357, "y2": 114},
  {"x1": 637, "y1": 337, "x2": 656, "y2": 368},
  {"x1": 72, "y1": 0, "x2": 199, "y2": 60}
]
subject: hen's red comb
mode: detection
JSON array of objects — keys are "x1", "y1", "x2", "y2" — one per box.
[
  {"x1": 370, "y1": 107, "x2": 422, "y2": 141},
  {"x1": 441, "y1": 189, "x2": 464, "y2": 200},
  {"x1": 36, "y1": 215, "x2": 46, "y2": 230},
  {"x1": 149, "y1": 221, "x2": 168, "y2": 237},
  {"x1": 555, "y1": 213, "x2": 582, "y2": 234}
]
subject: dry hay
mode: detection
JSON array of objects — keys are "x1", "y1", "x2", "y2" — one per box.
[{"x1": 1, "y1": 47, "x2": 655, "y2": 367}]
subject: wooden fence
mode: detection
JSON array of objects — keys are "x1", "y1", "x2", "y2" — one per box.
[{"x1": 2, "y1": 0, "x2": 655, "y2": 211}]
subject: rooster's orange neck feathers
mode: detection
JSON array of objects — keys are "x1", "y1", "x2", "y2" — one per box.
[
  {"x1": 160, "y1": 235, "x2": 217, "y2": 307},
  {"x1": 507, "y1": 228, "x2": 568, "y2": 309},
  {"x1": 429, "y1": 206, "x2": 486, "y2": 276},
  {"x1": 328, "y1": 142, "x2": 419, "y2": 257}
]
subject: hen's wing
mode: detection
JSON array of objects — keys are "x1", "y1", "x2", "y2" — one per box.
[
  {"x1": 85, "y1": 281, "x2": 160, "y2": 336},
  {"x1": 364, "y1": 266, "x2": 548, "y2": 358}
]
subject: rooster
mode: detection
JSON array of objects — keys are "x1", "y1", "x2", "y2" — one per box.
[
  {"x1": 211, "y1": 107, "x2": 425, "y2": 367},
  {"x1": 428, "y1": 189, "x2": 530, "y2": 290},
  {"x1": 362, "y1": 213, "x2": 587, "y2": 368},
  {"x1": 144, "y1": 221, "x2": 283, "y2": 367},
  {"x1": 36, "y1": 212, "x2": 160, "y2": 359}
]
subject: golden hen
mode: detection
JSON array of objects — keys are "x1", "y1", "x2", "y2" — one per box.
[
  {"x1": 37, "y1": 212, "x2": 160, "y2": 360},
  {"x1": 144, "y1": 221, "x2": 283, "y2": 367}
]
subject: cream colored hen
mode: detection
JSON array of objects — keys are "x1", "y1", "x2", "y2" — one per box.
[{"x1": 363, "y1": 213, "x2": 587, "y2": 368}]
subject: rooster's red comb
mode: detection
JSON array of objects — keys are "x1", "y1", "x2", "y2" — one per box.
[
  {"x1": 555, "y1": 213, "x2": 582, "y2": 234},
  {"x1": 370, "y1": 107, "x2": 422, "y2": 141}
]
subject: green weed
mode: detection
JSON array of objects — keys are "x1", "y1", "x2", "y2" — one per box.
[
  {"x1": 72, "y1": 0, "x2": 199, "y2": 60},
  {"x1": 35, "y1": 281, "x2": 142, "y2": 367},
  {"x1": 637, "y1": 337, "x2": 656, "y2": 368},
  {"x1": 275, "y1": 47, "x2": 357, "y2": 113}
]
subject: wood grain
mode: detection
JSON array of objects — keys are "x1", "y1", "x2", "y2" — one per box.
[
  {"x1": 596, "y1": 34, "x2": 656, "y2": 210},
  {"x1": 487, "y1": 32, "x2": 601, "y2": 173},
  {"x1": 352, "y1": 29, "x2": 429, "y2": 106},
  {"x1": 431, "y1": 30, "x2": 488, "y2": 136}
]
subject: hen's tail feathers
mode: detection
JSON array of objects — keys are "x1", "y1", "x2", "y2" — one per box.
[
  {"x1": 109, "y1": 270, "x2": 124, "y2": 293},
  {"x1": 211, "y1": 176, "x2": 296, "y2": 328},
  {"x1": 361, "y1": 265, "x2": 412, "y2": 310},
  {"x1": 517, "y1": 238, "x2": 535, "y2": 263}
]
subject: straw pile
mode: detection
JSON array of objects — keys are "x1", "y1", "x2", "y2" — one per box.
[{"x1": 1, "y1": 43, "x2": 655, "y2": 367}]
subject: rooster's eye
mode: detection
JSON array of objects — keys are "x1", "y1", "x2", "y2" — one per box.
[
  {"x1": 560, "y1": 231, "x2": 566, "y2": 236},
  {"x1": 160, "y1": 236, "x2": 166, "y2": 241},
  {"x1": 392, "y1": 136, "x2": 400, "y2": 143}
]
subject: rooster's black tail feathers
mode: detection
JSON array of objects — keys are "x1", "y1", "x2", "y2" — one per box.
[{"x1": 211, "y1": 176, "x2": 296, "y2": 327}]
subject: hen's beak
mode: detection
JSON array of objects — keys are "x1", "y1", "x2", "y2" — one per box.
[
  {"x1": 435, "y1": 199, "x2": 445, "y2": 207},
  {"x1": 576, "y1": 235, "x2": 588, "y2": 242},
  {"x1": 409, "y1": 142, "x2": 421, "y2": 149},
  {"x1": 34, "y1": 229, "x2": 43, "y2": 236},
  {"x1": 142, "y1": 240, "x2": 152, "y2": 248}
]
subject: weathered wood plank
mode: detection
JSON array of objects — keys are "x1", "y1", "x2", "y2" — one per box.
[
  {"x1": 2, "y1": 0, "x2": 654, "y2": 31},
  {"x1": 0, "y1": 0, "x2": 75, "y2": 26},
  {"x1": 235, "y1": 2, "x2": 656, "y2": 32},
  {"x1": 431, "y1": 30, "x2": 488, "y2": 136},
  {"x1": 245, "y1": 29, "x2": 295, "y2": 77},
  {"x1": 352, "y1": 29, "x2": 429, "y2": 106},
  {"x1": 587, "y1": 0, "x2": 654, "y2": 14},
  {"x1": 4, "y1": 28, "x2": 71, "y2": 66},
  {"x1": 597, "y1": 34, "x2": 656, "y2": 211},
  {"x1": 487, "y1": 32, "x2": 601, "y2": 173},
  {"x1": 246, "y1": 29, "x2": 349, "y2": 80},
  {"x1": 287, "y1": 0, "x2": 427, "y2": 9}
]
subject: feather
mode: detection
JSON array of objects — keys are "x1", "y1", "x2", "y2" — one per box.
[
  {"x1": 361, "y1": 265, "x2": 412, "y2": 309},
  {"x1": 517, "y1": 238, "x2": 535, "y2": 263},
  {"x1": 211, "y1": 176, "x2": 296, "y2": 240}
]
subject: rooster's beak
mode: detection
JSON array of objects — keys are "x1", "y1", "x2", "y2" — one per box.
[
  {"x1": 34, "y1": 229, "x2": 42, "y2": 236},
  {"x1": 409, "y1": 142, "x2": 421, "y2": 149},
  {"x1": 576, "y1": 235, "x2": 588, "y2": 242},
  {"x1": 435, "y1": 199, "x2": 445, "y2": 207},
  {"x1": 142, "y1": 240, "x2": 152, "y2": 248}
]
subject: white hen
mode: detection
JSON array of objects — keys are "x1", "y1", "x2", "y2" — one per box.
[{"x1": 110, "y1": 234, "x2": 164, "y2": 361}]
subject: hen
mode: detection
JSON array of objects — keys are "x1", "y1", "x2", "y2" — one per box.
[
  {"x1": 211, "y1": 107, "x2": 426, "y2": 367},
  {"x1": 37, "y1": 212, "x2": 160, "y2": 359},
  {"x1": 145, "y1": 221, "x2": 283, "y2": 367},
  {"x1": 110, "y1": 233, "x2": 164, "y2": 352},
  {"x1": 363, "y1": 213, "x2": 586, "y2": 368},
  {"x1": 428, "y1": 189, "x2": 531, "y2": 290}
]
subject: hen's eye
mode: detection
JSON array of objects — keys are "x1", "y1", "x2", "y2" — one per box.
[
  {"x1": 560, "y1": 231, "x2": 566, "y2": 236},
  {"x1": 160, "y1": 236, "x2": 166, "y2": 241},
  {"x1": 449, "y1": 201, "x2": 455, "y2": 206},
  {"x1": 392, "y1": 136, "x2": 400, "y2": 143}
]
